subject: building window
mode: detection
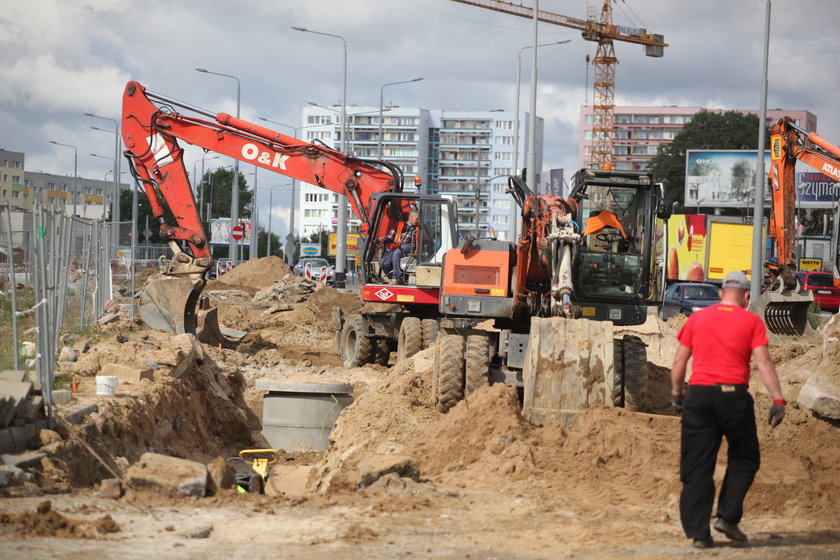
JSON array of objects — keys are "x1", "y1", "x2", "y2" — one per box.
[
  {"x1": 12, "y1": 190, "x2": 20, "y2": 199},
  {"x1": 494, "y1": 136, "x2": 514, "y2": 146},
  {"x1": 12, "y1": 175, "x2": 20, "y2": 184},
  {"x1": 1, "y1": 189, "x2": 6, "y2": 197},
  {"x1": 493, "y1": 199, "x2": 510, "y2": 209},
  {"x1": 495, "y1": 120, "x2": 514, "y2": 130},
  {"x1": 494, "y1": 152, "x2": 512, "y2": 162}
]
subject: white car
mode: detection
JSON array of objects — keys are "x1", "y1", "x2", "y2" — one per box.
[{"x1": 293, "y1": 258, "x2": 335, "y2": 285}]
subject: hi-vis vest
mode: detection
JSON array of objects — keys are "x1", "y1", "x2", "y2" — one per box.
[{"x1": 387, "y1": 221, "x2": 417, "y2": 250}]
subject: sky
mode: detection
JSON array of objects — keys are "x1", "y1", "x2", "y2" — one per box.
[{"x1": 1, "y1": 0, "x2": 838, "y2": 240}]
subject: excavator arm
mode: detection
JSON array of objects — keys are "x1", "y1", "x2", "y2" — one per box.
[
  {"x1": 751, "y1": 117, "x2": 840, "y2": 337},
  {"x1": 768, "y1": 117, "x2": 840, "y2": 268},
  {"x1": 121, "y1": 80, "x2": 401, "y2": 345}
]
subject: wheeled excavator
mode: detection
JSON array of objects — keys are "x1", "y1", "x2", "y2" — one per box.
[
  {"x1": 430, "y1": 168, "x2": 673, "y2": 423},
  {"x1": 749, "y1": 117, "x2": 840, "y2": 337},
  {"x1": 121, "y1": 81, "x2": 458, "y2": 354}
]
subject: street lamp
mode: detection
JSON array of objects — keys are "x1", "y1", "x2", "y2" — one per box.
[
  {"x1": 292, "y1": 25, "x2": 348, "y2": 288},
  {"x1": 49, "y1": 140, "x2": 78, "y2": 215},
  {"x1": 511, "y1": 39, "x2": 570, "y2": 242},
  {"x1": 195, "y1": 155, "x2": 220, "y2": 221},
  {"x1": 85, "y1": 113, "x2": 121, "y2": 257},
  {"x1": 196, "y1": 67, "x2": 242, "y2": 264},
  {"x1": 378, "y1": 77, "x2": 423, "y2": 160}
]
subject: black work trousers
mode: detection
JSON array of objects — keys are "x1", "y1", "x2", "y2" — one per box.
[{"x1": 679, "y1": 384, "x2": 760, "y2": 539}]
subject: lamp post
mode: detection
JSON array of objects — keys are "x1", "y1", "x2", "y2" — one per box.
[
  {"x1": 258, "y1": 117, "x2": 307, "y2": 264},
  {"x1": 50, "y1": 141, "x2": 78, "y2": 215},
  {"x1": 196, "y1": 67, "x2": 241, "y2": 264},
  {"x1": 249, "y1": 168, "x2": 258, "y2": 261},
  {"x1": 196, "y1": 155, "x2": 220, "y2": 221},
  {"x1": 750, "y1": 0, "x2": 772, "y2": 296},
  {"x1": 85, "y1": 113, "x2": 121, "y2": 257},
  {"x1": 526, "y1": 0, "x2": 543, "y2": 199},
  {"x1": 378, "y1": 77, "x2": 423, "y2": 160},
  {"x1": 511, "y1": 39, "x2": 570, "y2": 242},
  {"x1": 292, "y1": 26, "x2": 348, "y2": 288}
]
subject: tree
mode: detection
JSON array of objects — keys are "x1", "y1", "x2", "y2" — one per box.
[
  {"x1": 649, "y1": 110, "x2": 769, "y2": 211},
  {"x1": 256, "y1": 228, "x2": 284, "y2": 260},
  {"x1": 119, "y1": 188, "x2": 161, "y2": 245},
  {"x1": 198, "y1": 167, "x2": 252, "y2": 220}
]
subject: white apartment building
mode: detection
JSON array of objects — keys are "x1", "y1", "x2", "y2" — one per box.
[{"x1": 297, "y1": 106, "x2": 543, "y2": 242}]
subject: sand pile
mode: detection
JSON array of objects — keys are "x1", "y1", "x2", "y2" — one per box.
[
  {"x1": 39, "y1": 341, "x2": 255, "y2": 490},
  {"x1": 209, "y1": 256, "x2": 291, "y2": 292}
]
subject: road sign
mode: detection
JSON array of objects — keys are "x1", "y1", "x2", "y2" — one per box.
[
  {"x1": 301, "y1": 242, "x2": 320, "y2": 256},
  {"x1": 231, "y1": 225, "x2": 244, "y2": 241}
]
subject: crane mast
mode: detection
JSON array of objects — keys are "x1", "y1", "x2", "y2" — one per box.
[{"x1": 450, "y1": 0, "x2": 667, "y2": 168}]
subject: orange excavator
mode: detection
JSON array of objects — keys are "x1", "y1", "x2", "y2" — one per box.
[
  {"x1": 121, "y1": 81, "x2": 457, "y2": 353},
  {"x1": 750, "y1": 117, "x2": 840, "y2": 336}
]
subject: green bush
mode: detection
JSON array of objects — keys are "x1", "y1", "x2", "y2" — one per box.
[{"x1": 807, "y1": 302, "x2": 822, "y2": 330}]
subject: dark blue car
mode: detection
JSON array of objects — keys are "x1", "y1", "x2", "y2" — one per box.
[{"x1": 660, "y1": 282, "x2": 720, "y2": 320}]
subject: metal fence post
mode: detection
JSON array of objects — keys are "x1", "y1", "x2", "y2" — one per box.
[{"x1": 2, "y1": 203, "x2": 20, "y2": 369}]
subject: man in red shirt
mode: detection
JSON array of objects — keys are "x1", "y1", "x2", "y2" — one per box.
[{"x1": 670, "y1": 270, "x2": 786, "y2": 549}]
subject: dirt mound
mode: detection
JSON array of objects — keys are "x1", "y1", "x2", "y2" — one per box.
[
  {"x1": 42, "y1": 343, "x2": 255, "y2": 490},
  {"x1": 0, "y1": 501, "x2": 118, "y2": 538},
  {"x1": 209, "y1": 256, "x2": 291, "y2": 292}
]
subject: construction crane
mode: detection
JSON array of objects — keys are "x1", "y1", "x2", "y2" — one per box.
[{"x1": 451, "y1": 0, "x2": 667, "y2": 169}]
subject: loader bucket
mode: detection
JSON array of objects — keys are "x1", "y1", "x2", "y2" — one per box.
[
  {"x1": 139, "y1": 274, "x2": 246, "y2": 349},
  {"x1": 522, "y1": 316, "x2": 616, "y2": 426},
  {"x1": 748, "y1": 285, "x2": 815, "y2": 338}
]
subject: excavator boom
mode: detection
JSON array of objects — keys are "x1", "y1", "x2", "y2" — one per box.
[
  {"x1": 121, "y1": 81, "x2": 403, "y2": 345},
  {"x1": 751, "y1": 117, "x2": 840, "y2": 337}
]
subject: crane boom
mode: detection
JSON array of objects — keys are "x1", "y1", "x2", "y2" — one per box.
[{"x1": 450, "y1": 0, "x2": 667, "y2": 169}]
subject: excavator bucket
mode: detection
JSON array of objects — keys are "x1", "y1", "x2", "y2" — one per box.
[
  {"x1": 748, "y1": 284, "x2": 816, "y2": 338},
  {"x1": 522, "y1": 316, "x2": 617, "y2": 426},
  {"x1": 139, "y1": 274, "x2": 246, "y2": 349}
]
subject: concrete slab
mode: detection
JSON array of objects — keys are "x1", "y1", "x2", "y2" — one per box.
[
  {"x1": 0, "y1": 371, "x2": 25, "y2": 382},
  {"x1": 1, "y1": 450, "x2": 46, "y2": 469},
  {"x1": 0, "y1": 381, "x2": 33, "y2": 427},
  {"x1": 125, "y1": 452, "x2": 207, "y2": 498},
  {"x1": 51, "y1": 390, "x2": 73, "y2": 405},
  {"x1": 60, "y1": 401, "x2": 99, "y2": 425}
]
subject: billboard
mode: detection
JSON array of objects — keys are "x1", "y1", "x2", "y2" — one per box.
[
  {"x1": 685, "y1": 150, "x2": 771, "y2": 208},
  {"x1": 795, "y1": 171, "x2": 840, "y2": 208},
  {"x1": 666, "y1": 214, "x2": 707, "y2": 281},
  {"x1": 209, "y1": 218, "x2": 252, "y2": 247},
  {"x1": 300, "y1": 242, "x2": 320, "y2": 257},
  {"x1": 328, "y1": 233, "x2": 360, "y2": 257}
]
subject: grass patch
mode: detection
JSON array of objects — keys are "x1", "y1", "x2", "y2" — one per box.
[{"x1": 0, "y1": 287, "x2": 36, "y2": 371}]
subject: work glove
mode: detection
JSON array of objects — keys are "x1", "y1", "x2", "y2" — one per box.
[
  {"x1": 768, "y1": 399, "x2": 786, "y2": 428},
  {"x1": 670, "y1": 393, "x2": 685, "y2": 414}
]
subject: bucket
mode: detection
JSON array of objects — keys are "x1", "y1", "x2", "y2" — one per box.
[
  {"x1": 95, "y1": 376, "x2": 119, "y2": 396},
  {"x1": 256, "y1": 380, "x2": 354, "y2": 451}
]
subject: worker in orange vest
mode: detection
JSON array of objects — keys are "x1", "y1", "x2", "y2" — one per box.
[{"x1": 380, "y1": 210, "x2": 419, "y2": 284}]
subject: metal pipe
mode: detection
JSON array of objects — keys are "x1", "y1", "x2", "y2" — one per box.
[{"x1": 525, "y1": 0, "x2": 540, "y2": 196}]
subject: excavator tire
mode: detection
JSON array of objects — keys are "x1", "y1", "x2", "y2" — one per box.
[
  {"x1": 465, "y1": 335, "x2": 490, "y2": 394},
  {"x1": 614, "y1": 335, "x2": 650, "y2": 412},
  {"x1": 435, "y1": 334, "x2": 465, "y2": 413},
  {"x1": 397, "y1": 317, "x2": 423, "y2": 362},
  {"x1": 374, "y1": 339, "x2": 391, "y2": 366},
  {"x1": 421, "y1": 319, "x2": 439, "y2": 349},
  {"x1": 340, "y1": 314, "x2": 375, "y2": 368}
]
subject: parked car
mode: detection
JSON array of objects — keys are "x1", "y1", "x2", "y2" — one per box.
[
  {"x1": 660, "y1": 282, "x2": 721, "y2": 320},
  {"x1": 293, "y1": 257, "x2": 335, "y2": 285},
  {"x1": 795, "y1": 271, "x2": 840, "y2": 311}
]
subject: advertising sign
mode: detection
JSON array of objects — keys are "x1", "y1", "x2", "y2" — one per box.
[
  {"x1": 328, "y1": 233, "x2": 360, "y2": 257},
  {"x1": 684, "y1": 150, "x2": 772, "y2": 208},
  {"x1": 209, "y1": 218, "x2": 252, "y2": 247},
  {"x1": 795, "y1": 171, "x2": 840, "y2": 208},
  {"x1": 300, "y1": 242, "x2": 321, "y2": 257},
  {"x1": 799, "y1": 258, "x2": 823, "y2": 271},
  {"x1": 666, "y1": 214, "x2": 708, "y2": 281}
]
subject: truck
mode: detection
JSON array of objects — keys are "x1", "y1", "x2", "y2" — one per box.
[{"x1": 664, "y1": 214, "x2": 758, "y2": 285}]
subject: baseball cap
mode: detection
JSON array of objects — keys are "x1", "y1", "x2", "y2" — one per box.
[{"x1": 722, "y1": 270, "x2": 750, "y2": 290}]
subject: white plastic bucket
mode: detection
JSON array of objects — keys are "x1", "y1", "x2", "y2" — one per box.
[{"x1": 95, "y1": 376, "x2": 119, "y2": 396}]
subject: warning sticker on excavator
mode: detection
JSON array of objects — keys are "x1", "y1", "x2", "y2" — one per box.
[
  {"x1": 582, "y1": 307, "x2": 596, "y2": 317},
  {"x1": 396, "y1": 294, "x2": 414, "y2": 302},
  {"x1": 490, "y1": 289, "x2": 505, "y2": 297}
]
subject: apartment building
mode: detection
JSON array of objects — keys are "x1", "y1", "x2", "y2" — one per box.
[
  {"x1": 578, "y1": 107, "x2": 817, "y2": 171},
  {"x1": 0, "y1": 147, "x2": 125, "y2": 217},
  {"x1": 297, "y1": 107, "x2": 542, "y2": 242}
]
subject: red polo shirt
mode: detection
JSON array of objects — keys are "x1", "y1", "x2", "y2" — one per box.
[{"x1": 677, "y1": 303, "x2": 768, "y2": 386}]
